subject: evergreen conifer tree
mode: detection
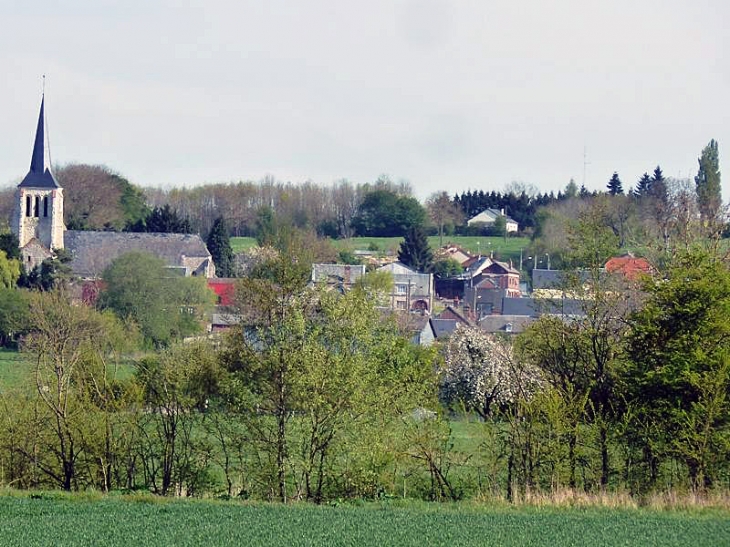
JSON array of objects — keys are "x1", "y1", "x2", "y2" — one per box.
[
  {"x1": 207, "y1": 217, "x2": 234, "y2": 277},
  {"x1": 397, "y1": 226, "x2": 434, "y2": 273},
  {"x1": 607, "y1": 172, "x2": 624, "y2": 195},
  {"x1": 652, "y1": 165, "x2": 665, "y2": 185},
  {"x1": 635, "y1": 173, "x2": 652, "y2": 198}
]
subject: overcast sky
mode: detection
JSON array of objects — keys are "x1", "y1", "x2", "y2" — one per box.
[{"x1": 0, "y1": 1, "x2": 727, "y2": 201}]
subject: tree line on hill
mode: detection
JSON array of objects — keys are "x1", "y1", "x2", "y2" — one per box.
[{"x1": 0, "y1": 139, "x2": 723, "y2": 256}]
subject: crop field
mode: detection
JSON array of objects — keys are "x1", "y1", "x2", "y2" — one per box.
[
  {"x1": 0, "y1": 493, "x2": 726, "y2": 547},
  {"x1": 231, "y1": 236, "x2": 531, "y2": 264}
]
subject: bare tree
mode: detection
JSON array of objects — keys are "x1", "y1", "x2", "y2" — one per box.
[{"x1": 426, "y1": 191, "x2": 463, "y2": 247}]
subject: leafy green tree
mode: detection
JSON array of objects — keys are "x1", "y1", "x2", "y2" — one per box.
[
  {"x1": 0, "y1": 288, "x2": 29, "y2": 347},
  {"x1": 337, "y1": 249, "x2": 361, "y2": 265},
  {"x1": 0, "y1": 250, "x2": 20, "y2": 289},
  {"x1": 432, "y1": 258, "x2": 463, "y2": 278},
  {"x1": 222, "y1": 246, "x2": 436, "y2": 502},
  {"x1": 207, "y1": 217, "x2": 234, "y2": 277},
  {"x1": 695, "y1": 139, "x2": 722, "y2": 226},
  {"x1": 0, "y1": 232, "x2": 20, "y2": 260},
  {"x1": 607, "y1": 172, "x2": 624, "y2": 195},
  {"x1": 255, "y1": 206, "x2": 278, "y2": 247},
  {"x1": 398, "y1": 226, "x2": 434, "y2": 273},
  {"x1": 136, "y1": 341, "x2": 221, "y2": 495},
  {"x1": 492, "y1": 215, "x2": 507, "y2": 239},
  {"x1": 351, "y1": 189, "x2": 427, "y2": 237},
  {"x1": 24, "y1": 289, "x2": 131, "y2": 490},
  {"x1": 625, "y1": 249, "x2": 730, "y2": 490},
  {"x1": 98, "y1": 251, "x2": 213, "y2": 347}
]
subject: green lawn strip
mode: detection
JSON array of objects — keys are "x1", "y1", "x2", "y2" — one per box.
[
  {"x1": 229, "y1": 236, "x2": 257, "y2": 253},
  {"x1": 231, "y1": 236, "x2": 531, "y2": 263}
]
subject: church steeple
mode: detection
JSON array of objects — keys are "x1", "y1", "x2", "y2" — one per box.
[
  {"x1": 18, "y1": 94, "x2": 60, "y2": 189},
  {"x1": 30, "y1": 95, "x2": 46, "y2": 174},
  {"x1": 12, "y1": 92, "x2": 66, "y2": 262}
]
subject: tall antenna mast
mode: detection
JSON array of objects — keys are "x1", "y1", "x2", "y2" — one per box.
[{"x1": 42, "y1": 75, "x2": 53, "y2": 170}]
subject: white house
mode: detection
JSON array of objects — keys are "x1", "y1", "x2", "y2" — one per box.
[{"x1": 466, "y1": 208, "x2": 519, "y2": 233}]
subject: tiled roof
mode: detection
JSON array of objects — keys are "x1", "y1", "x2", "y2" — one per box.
[{"x1": 64, "y1": 230, "x2": 211, "y2": 278}]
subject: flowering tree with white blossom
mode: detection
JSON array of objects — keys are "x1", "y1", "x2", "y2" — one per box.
[{"x1": 439, "y1": 325, "x2": 542, "y2": 419}]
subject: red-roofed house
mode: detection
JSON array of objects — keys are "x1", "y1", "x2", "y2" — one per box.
[{"x1": 605, "y1": 254, "x2": 654, "y2": 282}]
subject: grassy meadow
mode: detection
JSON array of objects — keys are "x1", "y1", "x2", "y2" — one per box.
[
  {"x1": 0, "y1": 493, "x2": 726, "y2": 547},
  {"x1": 0, "y1": 348, "x2": 136, "y2": 391},
  {"x1": 231, "y1": 236, "x2": 532, "y2": 264}
]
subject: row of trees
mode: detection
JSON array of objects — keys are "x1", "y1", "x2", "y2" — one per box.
[
  {"x1": 440, "y1": 206, "x2": 730, "y2": 496},
  {"x1": 0, "y1": 237, "x2": 445, "y2": 501}
]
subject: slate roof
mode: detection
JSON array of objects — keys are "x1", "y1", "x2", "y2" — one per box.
[
  {"x1": 18, "y1": 96, "x2": 60, "y2": 189},
  {"x1": 431, "y1": 318, "x2": 460, "y2": 338},
  {"x1": 479, "y1": 315, "x2": 535, "y2": 333},
  {"x1": 532, "y1": 269, "x2": 566, "y2": 290},
  {"x1": 64, "y1": 230, "x2": 212, "y2": 278},
  {"x1": 501, "y1": 297, "x2": 586, "y2": 317}
]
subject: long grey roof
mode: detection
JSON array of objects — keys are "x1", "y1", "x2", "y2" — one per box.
[
  {"x1": 65, "y1": 230, "x2": 211, "y2": 278},
  {"x1": 18, "y1": 96, "x2": 60, "y2": 189},
  {"x1": 501, "y1": 297, "x2": 586, "y2": 317}
]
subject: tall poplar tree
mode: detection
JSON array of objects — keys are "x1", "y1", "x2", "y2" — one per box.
[{"x1": 695, "y1": 139, "x2": 722, "y2": 223}]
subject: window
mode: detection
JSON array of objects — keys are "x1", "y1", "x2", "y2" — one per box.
[
  {"x1": 396, "y1": 300, "x2": 407, "y2": 310},
  {"x1": 25, "y1": 196, "x2": 31, "y2": 217},
  {"x1": 34, "y1": 196, "x2": 40, "y2": 218},
  {"x1": 43, "y1": 196, "x2": 48, "y2": 217},
  {"x1": 396, "y1": 284, "x2": 408, "y2": 295}
]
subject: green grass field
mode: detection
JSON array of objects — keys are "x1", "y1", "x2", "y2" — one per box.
[
  {"x1": 0, "y1": 348, "x2": 32, "y2": 390},
  {"x1": 0, "y1": 349, "x2": 136, "y2": 391},
  {"x1": 0, "y1": 493, "x2": 726, "y2": 547},
  {"x1": 231, "y1": 236, "x2": 532, "y2": 264}
]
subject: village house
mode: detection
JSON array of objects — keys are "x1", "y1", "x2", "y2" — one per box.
[
  {"x1": 376, "y1": 262, "x2": 434, "y2": 313},
  {"x1": 466, "y1": 208, "x2": 519, "y2": 233}
]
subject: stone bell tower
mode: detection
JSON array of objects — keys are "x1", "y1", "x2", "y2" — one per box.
[{"x1": 11, "y1": 95, "x2": 66, "y2": 270}]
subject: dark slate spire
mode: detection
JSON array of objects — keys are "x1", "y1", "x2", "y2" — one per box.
[
  {"x1": 18, "y1": 94, "x2": 60, "y2": 189},
  {"x1": 30, "y1": 95, "x2": 46, "y2": 173}
]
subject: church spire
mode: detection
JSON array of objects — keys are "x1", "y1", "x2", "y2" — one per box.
[
  {"x1": 18, "y1": 92, "x2": 60, "y2": 189},
  {"x1": 30, "y1": 95, "x2": 46, "y2": 173}
]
